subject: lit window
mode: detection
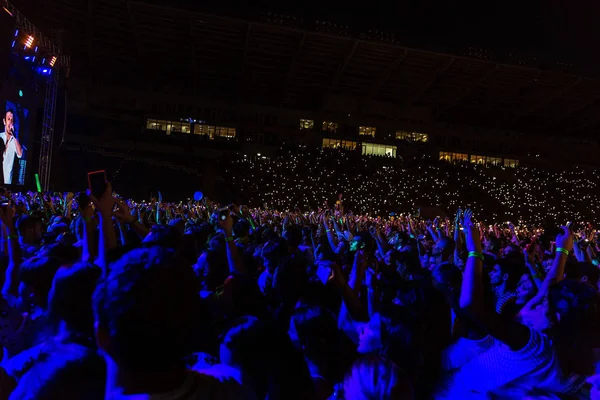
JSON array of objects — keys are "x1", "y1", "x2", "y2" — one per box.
[
  {"x1": 396, "y1": 131, "x2": 428, "y2": 142},
  {"x1": 361, "y1": 143, "x2": 396, "y2": 157},
  {"x1": 439, "y1": 152, "x2": 468, "y2": 162},
  {"x1": 359, "y1": 126, "x2": 376, "y2": 137},
  {"x1": 470, "y1": 155, "x2": 485, "y2": 165},
  {"x1": 170, "y1": 121, "x2": 182, "y2": 134},
  {"x1": 215, "y1": 126, "x2": 236, "y2": 139},
  {"x1": 181, "y1": 123, "x2": 191, "y2": 134},
  {"x1": 147, "y1": 119, "x2": 167, "y2": 131},
  {"x1": 300, "y1": 119, "x2": 314, "y2": 130},
  {"x1": 414, "y1": 133, "x2": 428, "y2": 142},
  {"x1": 146, "y1": 119, "x2": 158, "y2": 130},
  {"x1": 322, "y1": 138, "x2": 356, "y2": 150},
  {"x1": 195, "y1": 124, "x2": 216, "y2": 138},
  {"x1": 322, "y1": 121, "x2": 338, "y2": 133},
  {"x1": 488, "y1": 157, "x2": 502, "y2": 166},
  {"x1": 504, "y1": 158, "x2": 519, "y2": 168}
]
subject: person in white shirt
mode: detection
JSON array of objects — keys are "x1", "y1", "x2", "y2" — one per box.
[
  {"x1": 437, "y1": 212, "x2": 597, "y2": 399},
  {"x1": 0, "y1": 110, "x2": 23, "y2": 185}
]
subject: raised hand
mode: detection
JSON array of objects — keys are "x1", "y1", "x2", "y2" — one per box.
[
  {"x1": 463, "y1": 209, "x2": 482, "y2": 253},
  {"x1": 555, "y1": 226, "x2": 574, "y2": 253},
  {"x1": 113, "y1": 199, "x2": 135, "y2": 224},
  {"x1": 0, "y1": 203, "x2": 15, "y2": 229},
  {"x1": 89, "y1": 183, "x2": 115, "y2": 218}
]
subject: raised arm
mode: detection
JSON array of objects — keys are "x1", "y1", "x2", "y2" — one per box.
[
  {"x1": 219, "y1": 213, "x2": 245, "y2": 275},
  {"x1": 90, "y1": 184, "x2": 117, "y2": 277},
  {"x1": 113, "y1": 199, "x2": 150, "y2": 240},
  {"x1": 0, "y1": 205, "x2": 21, "y2": 298},
  {"x1": 460, "y1": 210, "x2": 530, "y2": 351}
]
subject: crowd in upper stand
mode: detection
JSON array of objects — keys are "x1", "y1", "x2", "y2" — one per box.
[
  {"x1": 221, "y1": 148, "x2": 600, "y2": 225},
  {"x1": 0, "y1": 148, "x2": 599, "y2": 398}
]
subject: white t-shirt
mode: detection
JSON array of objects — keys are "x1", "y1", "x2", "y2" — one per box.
[
  {"x1": 107, "y1": 370, "x2": 255, "y2": 400},
  {"x1": 0, "y1": 132, "x2": 22, "y2": 185},
  {"x1": 441, "y1": 335, "x2": 495, "y2": 372},
  {"x1": 437, "y1": 328, "x2": 581, "y2": 399}
]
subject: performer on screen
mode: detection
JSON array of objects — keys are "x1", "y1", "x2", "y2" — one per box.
[{"x1": 0, "y1": 109, "x2": 23, "y2": 185}]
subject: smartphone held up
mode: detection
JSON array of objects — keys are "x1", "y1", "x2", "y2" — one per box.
[{"x1": 88, "y1": 171, "x2": 107, "y2": 199}]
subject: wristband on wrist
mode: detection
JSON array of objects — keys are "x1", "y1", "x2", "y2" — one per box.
[
  {"x1": 225, "y1": 236, "x2": 234, "y2": 243},
  {"x1": 325, "y1": 229, "x2": 331, "y2": 233},
  {"x1": 556, "y1": 247, "x2": 569, "y2": 256},
  {"x1": 83, "y1": 216, "x2": 92, "y2": 223},
  {"x1": 593, "y1": 259, "x2": 600, "y2": 267},
  {"x1": 468, "y1": 251, "x2": 485, "y2": 261}
]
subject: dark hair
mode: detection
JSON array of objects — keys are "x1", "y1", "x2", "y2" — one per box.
[
  {"x1": 283, "y1": 225, "x2": 303, "y2": 247},
  {"x1": 290, "y1": 306, "x2": 338, "y2": 362},
  {"x1": 16, "y1": 214, "x2": 42, "y2": 236},
  {"x1": 566, "y1": 262, "x2": 600, "y2": 288},
  {"x1": 549, "y1": 280, "x2": 600, "y2": 375},
  {"x1": 233, "y1": 219, "x2": 251, "y2": 238},
  {"x1": 4, "y1": 109, "x2": 14, "y2": 118},
  {"x1": 93, "y1": 246, "x2": 202, "y2": 371},
  {"x1": 262, "y1": 239, "x2": 288, "y2": 269},
  {"x1": 19, "y1": 257, "x2": 63, "y2": 308},
  {"x1": 142, "y1": 225, "x2": 181, "y2": 249},
  {"x1": 495, "y1": 259, "x2": 525, "y2": 291},
  {"x1": 48, "y1": 263, "x2": 101, "y2": 338}
]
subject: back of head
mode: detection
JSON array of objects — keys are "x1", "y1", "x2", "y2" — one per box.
[
  {"x1": 233, "y1": 219, "x2": 251, "y2": 239},
  {"x1": 93, "y1": 246, "x2": 202, "y2": 371},
  {"x1": 221, "y1": 316, "x2": 269, "y2": 369},
  {"x1": 438, "y1": 237, "x2": 455, "y2": 255},
  {"x1": 19, "y1": 256, "x2": 63, "y2": 308},
  {"x1": 289, "y1": 306, "x2": 337, "y2": 360},
  {"x1": 262, "y1": 238, "x2": 288, "y2": 269},
  {"x1": 16, "y1": 214, "x2": 41, "y2": 238},
  {"x1": 142, "y1": 225, "x2": 181, "y2": 249},
  {"x1": 273, "y1": 257, "x2": 308, "y2": 304},
  {"x1": 49, "y1": 262, "x2": 102, "y2": 338},
  {"x1": 431, "y1": 263, "x2": 462, "y2": 296},
  {"x1": 168, "y1": 218, "x2": 186, "y2": 235},
  {"x1": 343, "y1": 356, "x2": 413, "y2": 400},
  {"x1": 566, "y1": 262, "x2": 600, "y2": 288},
  {"x1": 283, "y1": 225, "x2": 303, "y2": 248},
  {"x1": 549, "y1": 279, "x2": 600, "y2": 375}
]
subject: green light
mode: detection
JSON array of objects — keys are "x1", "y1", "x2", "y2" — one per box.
[{"x1": 18, "y1": 90, "x2": 23, "y2": 97}]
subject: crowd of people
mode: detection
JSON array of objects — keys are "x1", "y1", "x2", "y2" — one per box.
[
  {"x1": 221, "y1": 148, "x2": 600, "y2": 225},
  {"x1": 0, "y1": 174, "x2": 599, "y2": 399}
]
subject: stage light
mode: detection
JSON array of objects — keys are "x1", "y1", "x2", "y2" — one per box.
[
  {"x1": 18, "y1": 90, "x2": 23, "y2": 97},
  {"x1": 49, "y1": 56, "x2": 57, "y2": 67},
  {"x1": 24, "y1": 35, "x2": 34, "y2": 49}
]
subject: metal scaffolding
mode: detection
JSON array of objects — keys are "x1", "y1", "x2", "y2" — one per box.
[{"x1": 39, "y1": 71, "x2": 58, "y2": 192}]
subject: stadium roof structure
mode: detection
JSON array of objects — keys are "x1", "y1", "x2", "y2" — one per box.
[{"x1": 42, "y1": 0, "x2": 600, "y2": 138}]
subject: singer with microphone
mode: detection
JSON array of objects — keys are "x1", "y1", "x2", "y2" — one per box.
[{"x1": 0, "y1": 109, "x2": 23, "y2": 185}]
